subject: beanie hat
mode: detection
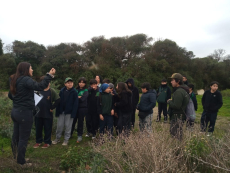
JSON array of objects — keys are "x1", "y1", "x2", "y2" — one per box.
[{"x1": 99, "y1": 83, "x2": 109, "y2": 93}]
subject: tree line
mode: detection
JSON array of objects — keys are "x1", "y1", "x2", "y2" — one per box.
[{"x1": 0, "y1": 34, "x2": 230, "y2": 91}]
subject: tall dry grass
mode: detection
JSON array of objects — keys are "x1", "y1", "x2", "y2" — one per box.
[{"x1": 92, "y1": 122, "x2": 230, "y2": 173}]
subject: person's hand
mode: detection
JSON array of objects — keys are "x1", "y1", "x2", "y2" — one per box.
[
  {"x1": 49, "y1": 68, "x2": 56, "y2": 75},
  {"x1": 78, "y1": 96, "x2": 82, "y2": 98},
  {"x1": 111, "y1": 109, "x2": 114, "y2": 116},
  {"x1": 50, "y1": 109, "x2": 53, "y2": 112},
  {"x1": 114, "y1": 112, "x2": 118, "y2": 118},
  {"x1": 100, "y1": 114, "x2": 104, "y2": 121},
  {"x1": 167, "y1": 99, "x2": 172, "y2": 103}
]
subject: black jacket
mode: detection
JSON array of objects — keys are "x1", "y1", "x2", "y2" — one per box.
[
  {"x1": 125, "y1": 78, "x2": 139, "y2": 109},
  {"x1": 77, "y1": 88, "x2": 88, "y2": 108},
  {"x1": 190, "y1": 92, "x2": 198, "y2": 111},
  {"x1": 137, "y1": 89, "x2": 156, "y2": 114},
  {"x1": 202, "y1": 90, "x2": 223, "y2": 113},
  {"x1": 88, "y1": 87, "x2": 99, "y2": 114},
  {"x1": 115, "y1": 91, "x2": 132, "y2": 113},
  {"x1": 8, "y1": 74, "x2": 52, "y2": 111},
  {"x1": 56, "y1": 87, "x2": 79, "y2": 118}
]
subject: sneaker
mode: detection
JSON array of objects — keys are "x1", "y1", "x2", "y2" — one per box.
[
  {"x1": 92, "y1": 135, "x2": 96, "y2": 140},
  {"x1": 207, "y1": 132, "x2": 212, "y2": 137},
  {"x1": 156, "y1": 119, "x2": 160, "y2": 122},
  {"x1": 41, "y1": 144, "x2": 50, "y2": 149},
  {"x1": 33, "y1": 143, "x2": 41, "y2": 148},
  {"x1": 85, "y1": 133, "x2": 91, "y2": 137},
  {"x1": 21, "y1": 163, "x2": 33, "y2": 167},
  {"x1": 77, "y1": 136, "x2": 82, "y2": 143},
  {"x1": 52, "y1": 139, "x2": 60, "y2": 145},
  {"x1": 62, "y1": 140, "x2": 68, "y2": 146}
]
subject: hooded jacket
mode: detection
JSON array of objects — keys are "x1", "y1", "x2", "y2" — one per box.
[
  {"x1": 202, "y1": 90, "x2": 223, "y2": 113},
  {"x1": 137, "y1": 89, "x2": 156, "y2": 114},
  {"x1": 55, "y1": 87, "x2": 79, "y2": 118},
  {"x1": 157, "y1": 84, "x2": 171, "y2": 103},
  {"x1": 125, "y1": 78, "x2": 139, "y2": 109},
  {"x1": 168, "y1": 84, "x2": 190, "y2": 119}
]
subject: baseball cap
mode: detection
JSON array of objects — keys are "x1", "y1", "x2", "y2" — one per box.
[
  {"x1": 64, "y1": 77, "x2": 73, "y2": 83},
  {"x1": 168, "y1": 73, "x2": 183, "y2": 81}
]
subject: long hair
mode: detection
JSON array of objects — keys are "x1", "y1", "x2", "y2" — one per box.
[
  {"x1": 117, "y1": 82, "x2": 132, "y2": 97},
  {"x1": 76, "y1": 77, "x2": 87, "y2": 89},
  {"x1": 10, "y1": 62, "x2": 31, "y2": 95}
]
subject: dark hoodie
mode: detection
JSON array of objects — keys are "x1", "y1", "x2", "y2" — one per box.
[
  {"x1": 115, "y1": 91, "x2": 132, "y2": 113},
  {"x1": 125, "y1": 78, "x2": 139, "y2": 108},
  {"x1": 168, "y1": 84, "x2": 190, "y2": 118},
  {"x1": 202, "y1": 90, "x2": 223, "y2": 113},
  {"x1": 137, "y1": 89, "x2": 156, "y2": 114}
]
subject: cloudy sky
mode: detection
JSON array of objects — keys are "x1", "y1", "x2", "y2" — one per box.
[{"x1": 0, "y1": 0, "x2": 230, "y2": 58}]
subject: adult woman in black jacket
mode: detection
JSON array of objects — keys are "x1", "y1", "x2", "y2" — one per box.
[
  {"x1": 115, "y1": 82, "x2": 132, "y2": 135},
  {"x1": 8, "y1": 62, "x2": 55, "y2": 166}
]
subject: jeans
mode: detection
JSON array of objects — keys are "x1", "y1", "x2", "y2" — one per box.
[
  {"x1": 200, "y1": 111, "x2": 217, "y2": 133},
  {"x1": 158, "y1": 103, "x2": 168, "y2": 120},
  {"x1": 35, "y1": 117, "x2": 53, "y2": 145},
  {"x1": 139, "y1": 114, "x2": 153, "y2": 133},
  {"x1": 99, "y1": 114, "x2": 114, "y2": 135},
  {"x1": 56, "y1": 113, "x2": 73, "y2": 141},
  {"x1": 11, "y1": 108, "x2": 33, "y2": 165}
]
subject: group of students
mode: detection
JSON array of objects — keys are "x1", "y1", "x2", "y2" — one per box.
[{"x1": 33, "y1": 73, "x2": 223, "y2": 148}]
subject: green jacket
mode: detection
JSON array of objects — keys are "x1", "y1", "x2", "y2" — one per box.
[{"x1": 168, "y1": 85, "x2": 189, "y2": 120}]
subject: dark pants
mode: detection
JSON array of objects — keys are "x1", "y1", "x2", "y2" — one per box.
[
  {"x1": 117, "y1": 111, "x2": 131, "y2": 134},
  {"x1": 11, "y1": 108, "x2": 33, "y2": 165},
  {"x1": 71, "y1": 108, "x2": 87, "y2": 136},
  {"x1": 113, "y1": 115, "x2": 119, "y2": 135},
  {"x1": 158, "y1": 103, "x2": 168, "y2": 120},
  {"x1": 99, "y1": 114, "x2": 114, "y2": 134},
  {"x1": 35, "y1": 117, "x2": 53, "y2": 145},
  {"x1": 130, "y1": 108, "x2": 136, "y2": 128},
  {"x1": 170, "y1": 114, "x2": 185, "y2": 140},
  {"x1": 86, "y1": 112, "x2": 99, "y2": 136},
  {"x1": 200, "y1": 111, "x2": 217, "y2": 133}
]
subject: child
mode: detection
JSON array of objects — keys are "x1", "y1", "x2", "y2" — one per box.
[
  {"x1": 156, "y1": 79, "x2": 171, "y2": 123},
  {"x1": 187, "y1": 84, "x2": 198, "y2": 128},
  {"x1": 71, "y1": 77, "x2": 88, "y2": 143},
  {"x1": 87, "y1": 79, "x2": 100, "y2": 139},
  {"x1": 200, "y1": 81, "x2": 223, "y2": 136},
  {"x1": 115, "y1": 82, "x2": 133, "y2": 135},
  {"x1": 137, "y1": 82, "x2": 156, "y2": 133},
  {"x1": 97, "y1": 83, "x2": 114, "y2": 135},
  {"x1": 95, "y1": 75, "x2": 103, "y2": 89},
  {"x1": 33, "y1": 76, "x2": 60, "y2": 149},
  {"x1": 52, "y1": 77, "x2": 78, "y2": 146}
]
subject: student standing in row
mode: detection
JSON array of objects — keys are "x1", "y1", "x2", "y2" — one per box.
[
  {"x1": 71, "y1": 77, "x2": 88, "y2": 143},
  {"x1": 86, "y1": 79, "x2": 100, "y2": 139},
  {"x1": 33, "y1": 76, "x2": 60, "y2": 149},
  {"x1": 115, "y1": 82, "x2": 133, "y2": 135},
  {"x1": 125, "y1": 78, "x2": 139, "y2": 128},
  {"x1": 156, "y1": 79, "x2": 171, "y2": 123},
  {"x1": 53, "y1": 77, "x2": 78, "y2": 146},
  {"x1": 200, "y1": 81, "x2": 223, "y2": 136}
]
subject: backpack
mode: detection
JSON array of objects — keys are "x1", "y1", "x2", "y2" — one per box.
[{"x1": 185, "y1": 97, "x2": 196, "y2": 121}]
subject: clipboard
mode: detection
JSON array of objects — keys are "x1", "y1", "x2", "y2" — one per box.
[{"x1": 34, "y1": 91, "x2": 43, "y2": 106}]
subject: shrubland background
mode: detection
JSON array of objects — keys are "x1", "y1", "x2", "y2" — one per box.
[{"x1": 0, "y1": 34, "x2": 230, "y2": 91}]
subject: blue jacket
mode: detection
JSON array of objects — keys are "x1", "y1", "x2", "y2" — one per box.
[
  {"x1": 56, "y1": 87, "x2": 79, "y2": 118},
  {"x1": 137, "y1": 89, "x2": 156, "y2": 114}
]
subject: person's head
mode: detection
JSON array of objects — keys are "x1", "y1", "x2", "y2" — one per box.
[
  {"x1": 95, "y1": 75, "x2": 103, "y2": 84},
  {"x1": 108, "y1": 83, "x2": 114, "y2": 93},
  {"x1": 127, "y1": 82, "x2": 132, "y2": 88},
  {"x1": 141, "y1": 82, "x2": 151, "y2": 93},
  {"x1": 40, "y1": 76, "x2": 50, "y2": 90},
  {"x1": 77, "y1": 77, "x2": 87, "y2": 89},
  {"x1": 183, "y1": 75, "x2": 187, "y2": 82},
  {"x1": 99, "y1": 83, "x2": 110, "y2": 93},
  {"x1": 169, "y1": 73, "x2": 183, "y2": 87},
  {"x1": 116, "y1": 82, "x2": 131, "y2": 96},
  {"x1": 187, "y1": 84, "x2": 194, "y2": 93},
  {"x1": 161, "y1": 78, "x2": 167, "y2": 85},
  {"x1": 210, "y1": 81, "x2": 219, "y2": 92},
  {"x1": 10, "y1": 62, "x2": 32, "y2": 95},
  {"x1": 64, "y1": 77, "x2": 74, "y2": 90},
  {"x1": 89, "y1": 79, "x2": 98, "y2": 90},
  {"x1": 102, "y1": 78, "x2": 110, "y2": 84}
]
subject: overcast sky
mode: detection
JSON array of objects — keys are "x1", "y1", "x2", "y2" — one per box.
[{"x1": 0, "y1": 0, "x2": 230, "y2": 58}]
